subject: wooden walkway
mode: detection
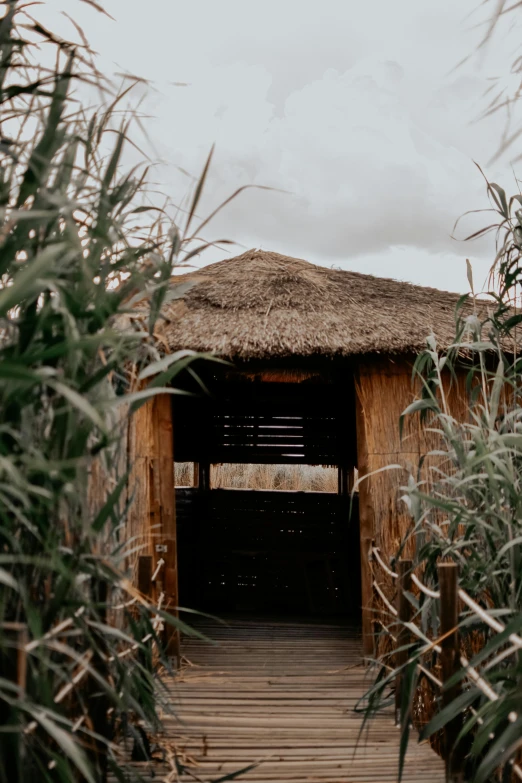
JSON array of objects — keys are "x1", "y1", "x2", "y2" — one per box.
[{"x1": 155, "y1": 617, "x2": 445, "y2": 783}]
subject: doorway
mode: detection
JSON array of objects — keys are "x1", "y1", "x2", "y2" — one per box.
[{"x1": 173, "y1": 374, "x2": 361, "y2": 622}]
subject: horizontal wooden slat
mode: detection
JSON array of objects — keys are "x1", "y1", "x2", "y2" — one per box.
[
  {"x1": 172, "y1": 380, "x2": 354, "y2": 464},
  {"x1": 114, "y1": 618, "x2": 445, "y2": 782}
]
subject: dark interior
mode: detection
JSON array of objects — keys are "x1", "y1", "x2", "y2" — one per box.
[{"x1": 173, "y1": 369, "x2": 361, "y2": 620}]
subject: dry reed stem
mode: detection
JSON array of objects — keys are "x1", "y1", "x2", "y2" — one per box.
[{"x1": 176, "y1": 462, "x2": 338, "y2": 492}]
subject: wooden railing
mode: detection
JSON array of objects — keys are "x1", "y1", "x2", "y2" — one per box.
[{"x1": 369, "y1": 546, "x2": 522, "y2": 782}]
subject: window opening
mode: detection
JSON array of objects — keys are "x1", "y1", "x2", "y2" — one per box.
[
  {"x1": 175, "y1": 462, "x2": 196, "y2": 488},
  {"x1": 210, "y1": 463, "x2": 338, "y2": 492}
]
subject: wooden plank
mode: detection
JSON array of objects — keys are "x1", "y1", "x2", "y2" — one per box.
[
  {"x1": 121, "y1": 617, "x2": 446, "y2": 783},
  {"x1": 126, "y1": 394, "x2": 179, "y2": 658},
  {"x1": 438, "y1": 563, "x2": 464, "y2": 782},
  {"x1": 126, "y1": 396, "x2": 155, "y2": 580},
  {"x1": 395, "y1": 559, "x2": 412, "y2": 720},
  {"x1": 198, "y1": 461, "x2": 210, "y2": 493},
  {"x1": 153, "y1": 393, "x2": 179, "y2": 660},
  {"x1": 355, "y1": 369, "x2": 374, "y2": 658},
  {"x1": 172, "y1": 379, "x2": 353, "y2": 465}
]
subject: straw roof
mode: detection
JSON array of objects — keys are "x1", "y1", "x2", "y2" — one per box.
[{"x1": 143, "y1": 249, "x2": 487, "y2": 361}]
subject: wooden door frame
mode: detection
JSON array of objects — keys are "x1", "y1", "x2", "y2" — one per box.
[
  {"x1": 129, "y1": 393, "x2": 179, "y2": 660},
  {"x1": 354, "y1": 374, "x2": 375, "y2": 658}
]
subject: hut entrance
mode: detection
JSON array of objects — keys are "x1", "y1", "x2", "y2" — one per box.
[
  {"x1": 173, "y1": 372, "x2": 361, "y2": 622},
  {"x1": 177, "y1": 475, "x2": 360, "y2": 616}
]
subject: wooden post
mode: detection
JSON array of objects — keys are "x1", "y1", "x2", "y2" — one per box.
[
  {"x1": 198, "y1": 461, "x2": 210, "y2": 493},
  {"x1": 355, "y1": 383, "x2": 374, "y2": 658},
  {"x1": 347, "y1": 466, "x2": 356, "y2": 494},
  {"x1": 338, "y1": 464, "x2": 348, "y2": 495},
  {"x1": 128, "y1": 392, "x2": 180, "y2": 663},
  {"x1": 89, "y1": 581, "x2": 110, "y2": 781},
  {"x1": 438, "y1": 562, "x2": 464, "y2": 782},
  {"x1": 153, "y1": 394, "x2": 180, "y2": 664},
  {"x1": 395, "y1": 559, "x2": 412, "y2": 723}
]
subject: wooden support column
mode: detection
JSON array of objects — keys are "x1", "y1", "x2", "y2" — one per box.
[
  {"x1": 338, "y1": 463, "x2": 350, "y2": 496},
  {"x1": 198, "y1": 461, "x2": 211, "y2": 493},
  {"x1": 127, "y1": 396, "x2": 156, "y2": 566},
  {"x1": 153, "y1": 394, "x2": 179, "y2": 661},
  {"x1": 355, "y1": 384, "x2": 375, "y2": 658},
  {"x1": 395, "y1": 559, "x2": 412, "y2": 722},
  {"x1": 128, "y1": 394, "x2": 179, "y2": 661},
  {"x1": 438, "y1": 562, "x2": 464, "y2": 782}
]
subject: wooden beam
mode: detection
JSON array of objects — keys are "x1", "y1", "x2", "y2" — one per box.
[
  {"x1": 198, "y1": 461, "x2": 211, "y2": 493},
  {"x1": 354, "y1": 375, "x2": 374, "y2": 658},
  {"x1": 438, "y1": 562, "x2": 464, "y2": 781},
  {"x1": 338, "y1": 464, "x2": 349, "y2": 496},
  {"x1": 128, "y1": 393, "x2": 179, "y2": 660},
  {"x1": 395, "y1": 559, "x2": 412, "y2": 721},
  {"x1": 152, "y1": 393, "x2": 179, "y2": 662},
  {"x1": 126, "y1": 397, "x2": 155, "y2": 635}
]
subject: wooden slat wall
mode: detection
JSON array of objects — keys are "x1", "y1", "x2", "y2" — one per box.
[
  {"x1": 210, "y1": 409, "x2": 341, "y2": 464},
  {"x1": 173, "y1": 381, "x2": 355, "y2": 466}
]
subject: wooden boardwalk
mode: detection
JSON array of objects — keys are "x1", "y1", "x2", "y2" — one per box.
[{"x1": 155, "y1": 617, "x2": 445, "y2": 783}]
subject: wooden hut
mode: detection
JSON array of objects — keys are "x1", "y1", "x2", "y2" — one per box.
[{"x1": 126, "y1": 249, "x2": 472, "y2": 657}]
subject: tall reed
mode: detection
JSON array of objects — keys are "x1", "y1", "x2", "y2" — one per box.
[
  {"x1": 364, "y1": 174, "x2": 522, "y2": 782},
  {"x1": 0, "y1": 3, "x2": 230, "y2": 781},
  {"x1": 207, "y1": 463, "x2": 338, "y2": 492}
]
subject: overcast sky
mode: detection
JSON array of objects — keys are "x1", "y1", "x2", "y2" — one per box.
[{"x1": 44, "y1": 1, "x2": 522, "y2": 292}]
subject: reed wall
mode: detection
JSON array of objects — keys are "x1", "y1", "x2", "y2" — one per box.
[
  {"x1": 355, "y1": 357, "x2": 421, "y2": 652},
  {"x1": 355, "y1": 356, "x2": 470, "y2": 654}
]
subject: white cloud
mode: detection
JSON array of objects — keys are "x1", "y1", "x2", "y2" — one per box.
[
  {"x1": 153, "y1": 56, "x2": 495, "y2": 269},
  {"x1": 38, "y1": 0, "x2": 521, "y2": 292}
]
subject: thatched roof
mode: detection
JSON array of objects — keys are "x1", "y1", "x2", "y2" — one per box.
[{"x1": 141, "y1": 249, "x2": 487, "y2": 361}]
